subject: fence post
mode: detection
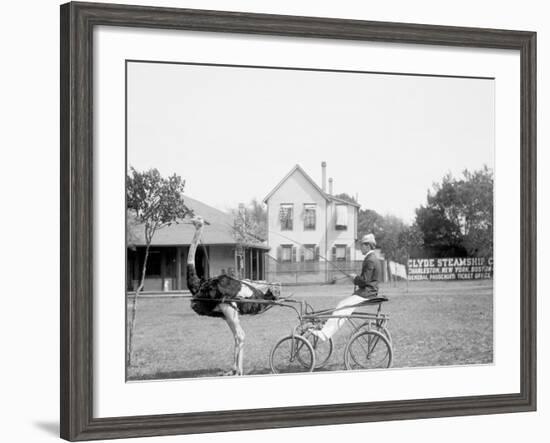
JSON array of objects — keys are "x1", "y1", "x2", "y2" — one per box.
[{"x1": 406, "y1": 253, "x2": 409, "y2": 293}]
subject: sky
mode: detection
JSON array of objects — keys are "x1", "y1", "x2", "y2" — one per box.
[{"x1": 127, "y1": 61, "x2": 494, "y2": 223}]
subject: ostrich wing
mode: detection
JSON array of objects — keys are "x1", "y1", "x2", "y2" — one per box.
[{"x1": 191, "y1": 275, "x2": 278, "y2": 317}]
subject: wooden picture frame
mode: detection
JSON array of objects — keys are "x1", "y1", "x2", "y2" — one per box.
[{"x1": 60, "y1": 1, "x2": 536, "y2": 440}]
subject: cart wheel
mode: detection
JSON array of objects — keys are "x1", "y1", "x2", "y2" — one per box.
[
  {"x1": 270, "y1": 335, "x2": 316, "y2": 374},
  {"x1": 301, "y1": 331, "x2": 334, "y2": 369},
  {"x1": 344, "y1": 330, "x2": 392, "y2": 370}
]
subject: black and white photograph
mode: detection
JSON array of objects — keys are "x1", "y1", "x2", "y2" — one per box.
[
  {"x1": 125, "y1": 60, "x2": 495, "y2": 380},
  {"x1": 1, "y1": 0, "x2": 542, "y2": 441}
]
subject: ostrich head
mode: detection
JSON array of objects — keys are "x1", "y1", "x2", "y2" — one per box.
[{"x1": 190, "y1": 215, "x2": 205, "y2": 229}]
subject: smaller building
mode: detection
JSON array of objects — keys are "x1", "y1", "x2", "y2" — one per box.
[{"x1": 127, "y1": 196, "x2": 269, "y2": 293}]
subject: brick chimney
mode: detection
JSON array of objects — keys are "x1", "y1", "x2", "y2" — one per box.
[
  {"x1": 321, "y1": 161, "x2": 327, "y2": 192},
  {"x1": 328, "y1": 177, "x2": 333, "y2": 195}
]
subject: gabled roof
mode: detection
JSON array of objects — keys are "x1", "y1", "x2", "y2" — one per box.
[
  {"x1": 263, "y1": 164, "x2": 360, "y2": 208},
  {"x1": 263, "y1": 165, "x2": 325, "y2": 204},
  {"x1": 128, "y1": 195, "x2": 270, "y2": 249}
]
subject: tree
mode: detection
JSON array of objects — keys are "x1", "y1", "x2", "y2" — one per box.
[
  {"x1": 398, "y1": 223, "x2": 424, "y2": 260},
  {"x1": 126, "y1": 209, "x2": 140, "y2": 251},
  {"x1": 126, "y1": 167, "x2": 189, "y2": 365},
  {"x1": 231, "y1": 198, "x2": 267, "y2": 242},
  {"x1": 336, "y1": 193, "x2": 413, "y2": 262},
  {"x1": 415, "y1": 166, "x2": 493, "y2": 257},
  {"x1": 415, "y1": 205, "x2": 465, "y2": 256},
  {"x1": 334, "y1": 192, "x2": 358, "y2": 204},
  {"x1": 357, "y1": 208, "x2": 411, "y2": 263},
  {"x1": 357, "y1": 209, "x2": 385, "y2": 240},
  {"x1": 456, "y1": 167, "x2": 493, "y2": 257}
]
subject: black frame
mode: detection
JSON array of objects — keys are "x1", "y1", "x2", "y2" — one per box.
[{"x1": 60, "y1": 2, "x2": 536, "y2": 441}]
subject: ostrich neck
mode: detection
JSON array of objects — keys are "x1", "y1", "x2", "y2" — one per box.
[{"x1": 187, "y1": 225, "x2": 204, "y2": 266}]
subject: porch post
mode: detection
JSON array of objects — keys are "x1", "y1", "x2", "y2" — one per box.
[
  {"x1": 176, "y1": 246, "x2": 182, "y2": 290},
  {"x1": 249, "y1": 248, "x2": 253, "y2": 279},
  {"x1": 160, "y1": 250, "x2": 167, "y2": 291}
]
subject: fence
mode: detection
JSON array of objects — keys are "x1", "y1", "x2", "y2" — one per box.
[
  {"x1": 265, "y1": 255, "x2": 405, "y2": 285},
  {"x1": 265, "y1": 255, "x2": 493, "y2": 286}
]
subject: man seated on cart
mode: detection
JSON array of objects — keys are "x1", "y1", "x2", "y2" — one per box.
[{"x1": 312, "y1": 233, "x2": 381, "y2": 342}]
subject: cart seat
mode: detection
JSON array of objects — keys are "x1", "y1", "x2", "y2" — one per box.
[{"x1": 359, "y1": 296, "x2": 389, "y2": 305}]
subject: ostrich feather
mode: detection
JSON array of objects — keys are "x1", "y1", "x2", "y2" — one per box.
[{"x1": 190, "y1": 275, "x2": 278, "y2": 318}]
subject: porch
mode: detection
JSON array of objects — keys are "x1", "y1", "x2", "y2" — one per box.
[{"x1": 127, "y1": 244, "x2": 267, "y2": 293}]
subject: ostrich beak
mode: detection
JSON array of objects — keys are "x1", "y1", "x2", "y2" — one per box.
[{"x1": 189, "y1": 215, "x2": 211, "y2": 226}]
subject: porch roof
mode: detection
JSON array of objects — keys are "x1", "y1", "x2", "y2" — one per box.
[{"x1": 128, "y1": 195, "x2": 270, "y2": 250}]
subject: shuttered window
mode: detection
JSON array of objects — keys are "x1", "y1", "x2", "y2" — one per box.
[
  {"x1": 280, "y1": 244, "x2": 295, "y2": 262},
  {"x1": 332, "y1": 244, "x2": 350, "y2": 262},
  {"x1": 303, "y1": 244, "x2": 317, "y2": 262},
  {"x1": 335, "y1": 245, "x2": 347, "y2": 261}
]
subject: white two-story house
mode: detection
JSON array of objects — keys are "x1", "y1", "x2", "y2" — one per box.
[{"x1": 263, "y1": 162, "x2": 360, "y2": 283}]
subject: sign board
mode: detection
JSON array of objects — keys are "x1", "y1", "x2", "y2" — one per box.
[{"x1": 407, "y1": 257, "x2": 493, "y2": 281}]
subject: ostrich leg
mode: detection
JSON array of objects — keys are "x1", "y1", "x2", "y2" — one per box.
[{"x1": 218, "y1": 303, "x2": 245, "y2": 376}]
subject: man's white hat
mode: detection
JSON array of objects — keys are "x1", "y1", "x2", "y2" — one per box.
[{"x1": 361, "y1": 233, "x2": 376, "y2": 246}]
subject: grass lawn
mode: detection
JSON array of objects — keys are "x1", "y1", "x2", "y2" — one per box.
[{"x1": 127, "y1": 279, "x2": 493, "y2": 380}]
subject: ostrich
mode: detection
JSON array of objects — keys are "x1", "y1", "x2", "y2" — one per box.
[{"x1": 186, "y1": 216, "x2": 279, "y2": 376}]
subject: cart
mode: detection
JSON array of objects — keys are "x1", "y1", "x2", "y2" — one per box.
[{"x1": 268, "y1": 296, "x2": 392, "y2": 374}]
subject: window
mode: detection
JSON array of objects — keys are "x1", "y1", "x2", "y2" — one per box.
[
  {"x1": 335, "y1": 204, "x2": 348, "y2": 230},
  {"x1": 303, "y1": 244, "x2": 317, "y2": 262},
  {"x1": 280, "y1": 244, "x2": 294, "y2": 262},
  {"x1": 333, "y1": 244, "x2": 348, "y2": 262},
  {"x1": 279, "y1": 204, "x2": 293, "y2": 230},
  {"x1": 303, "y1": 204, "x2": 316, "y2": 230},
  {"x1": 335, "y1": 245, "x2": 347, "y2": 261}
]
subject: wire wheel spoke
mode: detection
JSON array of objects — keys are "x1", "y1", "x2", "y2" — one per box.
[
  {"x1": 270, "y1": 335, "x2": 315, "y2": 374},
  {"x1": 344, "y1": 330, "x2": 392, "y2": 370}
]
